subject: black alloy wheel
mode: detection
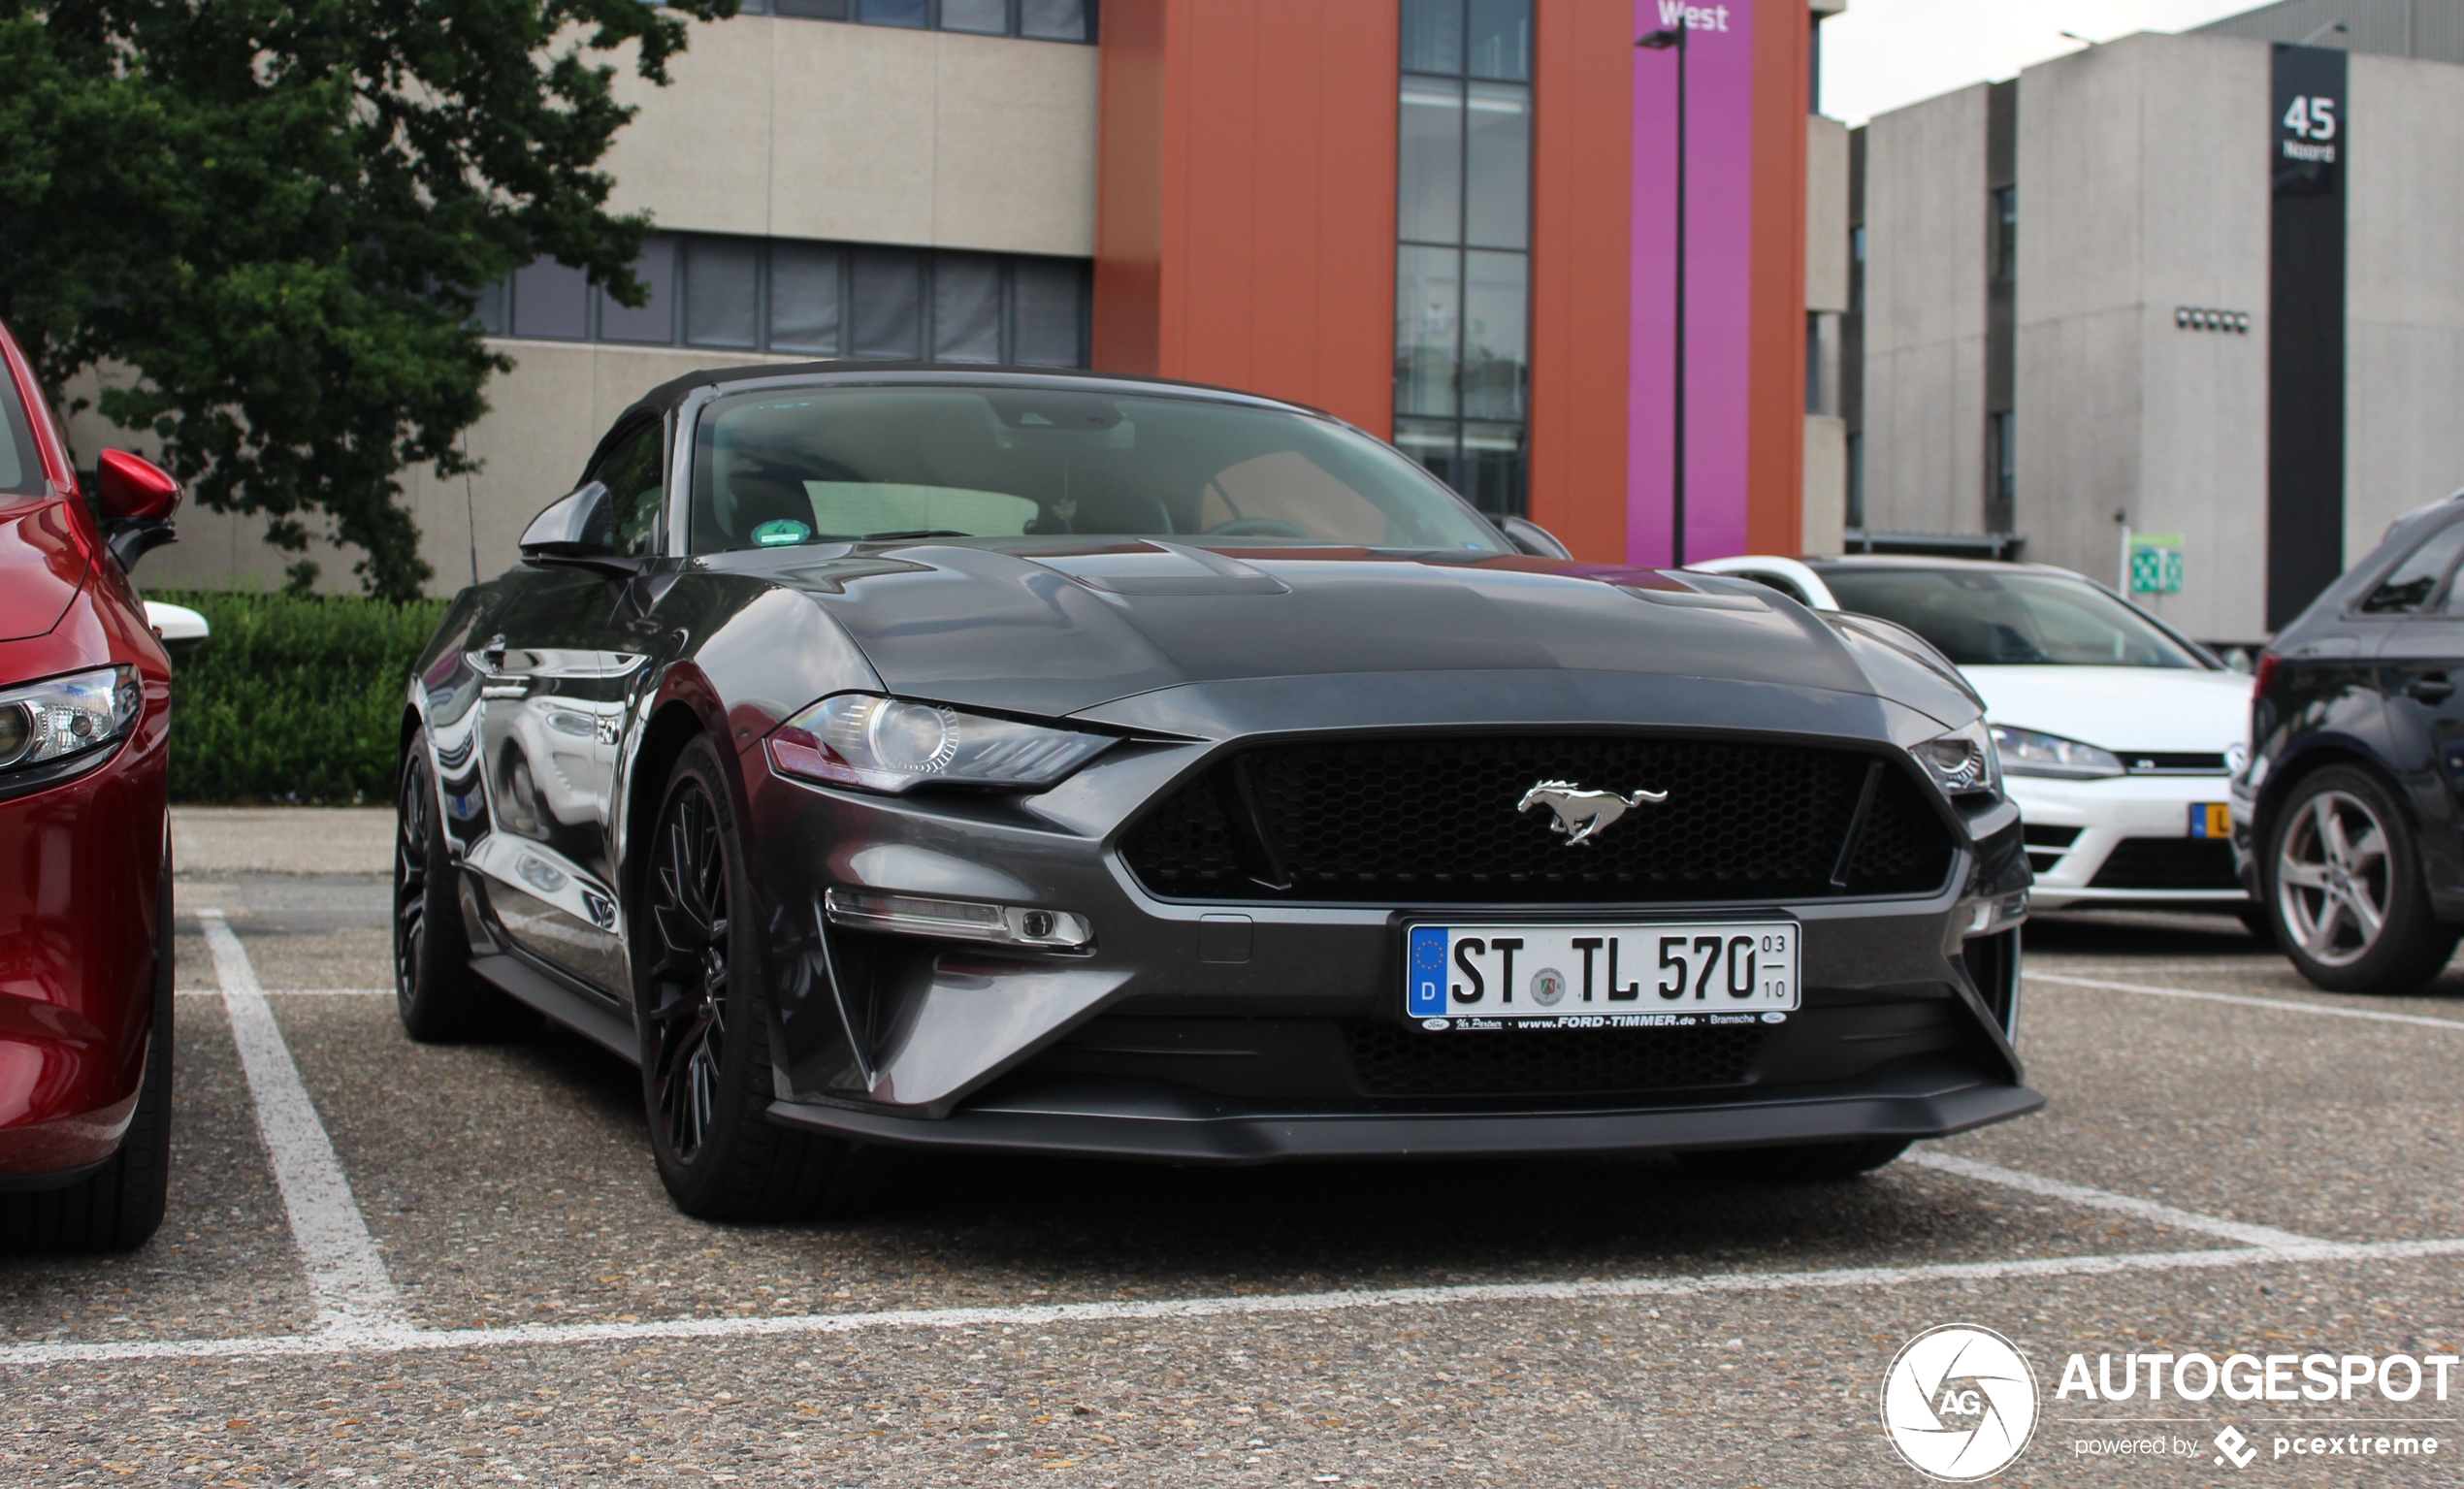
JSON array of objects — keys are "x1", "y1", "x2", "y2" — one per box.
[
  {"x1": 395, "y1": 730, "x2": 535, "y2": 1042},
  {"x1": 2266, "y1": 764, "x2": 2458, "y2": 994},
  {"x1": 637, "y1": 736, "x2": 857, "y2": 1219}
]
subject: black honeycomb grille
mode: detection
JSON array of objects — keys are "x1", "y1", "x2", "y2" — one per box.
[
  {"x1": 1341, "y1": 1021, "x2": 1763, "y2": 1097},
  {"x1": 2090, "y1": 837, "x2": 2239, "y2": 890},
  {"x1": 1120, "y1": 734, "x2": 1955, "y2": 904}
]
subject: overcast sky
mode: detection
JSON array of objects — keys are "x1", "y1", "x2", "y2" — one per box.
[{"x1": 1820, "y1": 1, "x2": 2286, "y2": 124}]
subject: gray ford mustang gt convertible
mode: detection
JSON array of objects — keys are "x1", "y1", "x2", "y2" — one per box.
[{"x1": 395, "y1": 363, "x2": 2038, "y2": 1218}]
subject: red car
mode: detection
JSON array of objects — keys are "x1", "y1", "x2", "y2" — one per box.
[{"x1": 0, "y1": 316, "x2": 184, "y2": 1251}]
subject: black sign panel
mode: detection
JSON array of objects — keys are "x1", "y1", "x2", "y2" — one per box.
[{"x1": 2266, "y1": 45, "x2": 2348, "y2": 631}]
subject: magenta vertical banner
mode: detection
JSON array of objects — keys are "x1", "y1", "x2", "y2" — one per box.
[{"x1": 1629, "y1": 0, "x2": 1755, "y2": 567}]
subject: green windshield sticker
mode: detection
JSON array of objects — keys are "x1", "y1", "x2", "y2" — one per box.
[{"x1": 752, "y1": 519, "x2": 812, "y2": 547}]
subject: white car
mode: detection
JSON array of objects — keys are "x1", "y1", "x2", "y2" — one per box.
[{"x1": 1690, "y1": 555, "x2": 2253, "y2": 917}]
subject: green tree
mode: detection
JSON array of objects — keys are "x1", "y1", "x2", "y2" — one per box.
[{"x1": 0, "y1": 0, "x2": 730, "y2": 599}]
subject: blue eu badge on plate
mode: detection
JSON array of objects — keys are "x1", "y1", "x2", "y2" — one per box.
[{"x1": 1407, "y1": 926, "x2": 1448, "y2": 1017}]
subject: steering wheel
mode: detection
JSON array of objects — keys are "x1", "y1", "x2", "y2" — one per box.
[{"x1": 1204, "y1": 517, "x2": 1313, "y2": 538}]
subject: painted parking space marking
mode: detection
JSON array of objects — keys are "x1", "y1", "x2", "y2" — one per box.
[
  {"x1": 194, "y1": 910, "x2": 407, "y2": 1340},
  {"x1": 1905, "y1": 1150, "x2": 2320, "y2": 1248},
  {"x1": 2028, "y1": 970, "x2": 2464, "y2": 1030},
  {"x1": 175, "y1": 987, "x2": 390, "y2": 997}
]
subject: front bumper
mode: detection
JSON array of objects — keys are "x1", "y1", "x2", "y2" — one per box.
[{"x1": 2007, "y1": 772, "x2": 2244, "y2": 909}]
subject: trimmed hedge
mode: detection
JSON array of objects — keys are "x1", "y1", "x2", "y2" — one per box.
[{"x1": 152, "y1": 590, "x2": 451, "y2": 804}]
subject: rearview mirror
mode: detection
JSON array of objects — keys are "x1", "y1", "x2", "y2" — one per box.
[
  {"x1": 518, "y1": 482, "x2": 640, "y2": 577},
  {"x1": 1495, "y1": 515, "x2": 1571, "y2": 560},
  {"x1": 95, "y1": 448, "x2": 181, "y2": 571}
]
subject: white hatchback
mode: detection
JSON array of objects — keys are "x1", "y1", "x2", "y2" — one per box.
[{"x1": 1691, "y1": 555, "x2": 2253, "y2": 915}]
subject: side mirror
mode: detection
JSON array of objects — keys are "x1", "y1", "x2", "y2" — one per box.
[
  {"x1": 95, "y1": 448, "x2": 181, "y2": 571},
  {"x1": 1495, "y1": 515, "x2": 1572, "y2": 560},
  {"x1": 143, "y1": 600, "x2": 211, "y2": 655},
  {"x1": 518, "y1": 482, "x2": 640, "y2": 577}
]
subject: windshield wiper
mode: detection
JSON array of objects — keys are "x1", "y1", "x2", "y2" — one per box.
[{"x1": 860, "y1": 529, "x2": 971, "y2": 541}]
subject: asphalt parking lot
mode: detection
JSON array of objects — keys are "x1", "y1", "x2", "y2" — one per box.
[{"x1": 6, "y1": 812, "x2": 2461, "y2": 1486}]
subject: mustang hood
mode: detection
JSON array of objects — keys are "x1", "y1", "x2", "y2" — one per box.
[{"x1": 759, "y1": 541, "x2": 1972, "y2": 725}]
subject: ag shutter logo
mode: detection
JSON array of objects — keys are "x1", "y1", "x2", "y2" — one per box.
[{"x1": 1880, "y1": 1324, "x2": 2040, "y2": 1481}]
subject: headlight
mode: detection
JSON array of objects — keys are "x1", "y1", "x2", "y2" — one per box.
[
  {"x1": 0, "y1": 666, "x2": 142, "y2": 773},
  {"x1": 1989, "y1": 724, "x2": 2124, "y2": 780},
  {"x1": 768, "y1": 694, "x2": 1116, "y2": 793},
  {"x1": 1914, "y1": 717, "x2": 1999, "y2": 795}
]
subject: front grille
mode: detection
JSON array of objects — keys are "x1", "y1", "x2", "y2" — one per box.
[
  {"x1": 1121, "y1": 734, "x2": 1956, "y2": 904},
  {"x1": 2089, "y1": 837, "x2": 2239, "y2": 890},
  {"x1": 2022, "y1": 824, "x2": 2081, "y2": 848},
  {"x1": 1341, "y1": 1020, "x2": 1762, "y2": 1097}
]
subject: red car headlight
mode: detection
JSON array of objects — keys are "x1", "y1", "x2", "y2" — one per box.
[{"x1": 0, "y1": 665, "x2": 142, "y2": 773}]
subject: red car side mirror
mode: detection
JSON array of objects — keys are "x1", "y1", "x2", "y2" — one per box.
[{"x1": 96, "y1": 448, "x2": 180, "y2": 522}]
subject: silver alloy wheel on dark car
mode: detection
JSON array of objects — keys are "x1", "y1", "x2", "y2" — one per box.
[
  {"x1": 2266, "y1": 764, "x2": 2459, "y2": 994},
  {"x1": 2275, "y1": 788, "x2": 2391, "y2": 967}
]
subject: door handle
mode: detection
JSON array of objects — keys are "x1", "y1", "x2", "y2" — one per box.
[{"x1": 2408, "y1": 674, "x2": 2454, "y2": 703}]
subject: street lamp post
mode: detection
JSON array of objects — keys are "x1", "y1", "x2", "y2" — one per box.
[{"x1": 1638, "y1": 23, "x2": 1689, "y2": 565}]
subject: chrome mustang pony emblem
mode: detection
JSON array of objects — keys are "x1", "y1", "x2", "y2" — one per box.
[{"x1": 1516, "y1": 780, "x2": 1669, "y2": 847}]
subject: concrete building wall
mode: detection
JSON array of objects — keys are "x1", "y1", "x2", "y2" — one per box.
[
  {"x1": 1803, "y1": 113, "x2": 1850, "y2": 552},
  {"x1": 1859, "y1": 83, "x2": 1989, "y2": 535},
  {"x1": 2346, "y1": 49, "x2": 2464, "y2": 548},
  {"x1": 2014, "y1": 32, "x2": 2272, "y2": 642}
]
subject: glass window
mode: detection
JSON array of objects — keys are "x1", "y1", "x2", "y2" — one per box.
[
  {"x1": 511, "y1": 261, "x2": 590, "y2": 340},
  {"x1": 851, "y1": 249, "x2": 924, "y2": 359},
  {"x1": 1822, "y1": 569, "x2": 2208, "y2": 667},
  {"x1": 1461, "y1": 249, "x2": 1527, "y2": 420},
  {"x1": 1011, "y1": 258, "x2": 1084, "y2": 367},
  {"x1": 1398, "y1": 78, "x2": 1465, "y2": 244},
  {"x1": 1395, "y1": 246, "x2": 1461, "y2": 418},
  {"x1": 932, "y1": 254, "x2": 1003, "y2": 363},
  {"x1": 599, "y1": 235, "x2": 677, "y2": 344},
  {"x1": 1466, "y1": 0, "x2": 1531, "y2": 81},
  {"x1": 1019, "y1": 0, "x2": 1087, "y2": 41},
  {"x1": 859, "y1": 0, "x2": 927, "y2": 25},
  {"x1": 1401, "y1": 0, "x2": 1464, "y2": 75},
  {"x1": 0, "y1": 360, "x2": 41, "y2": 499},
  {"x1": 774, "y1": 0, "x2": 849, "y2": 16},
  {"x1": 941, "y1": 0, "x2": 1006, "y2": 31},
  {"x1": 1458, "y1": 422, "x2": 1527, "y2": 514},
  {"x1": 690, "y1": 386, "x2": 1508, "y2": 555},
  {"x1": 684, "y1": 238, "x2": 761, "y2": 348},
  {"x1": 2363, "y1": 520, "x2": 2464, "y2": 613},
  {"x1": 769, "y1": 243, "x2": 843, "y2": 355},
  {"x1": 472, "y1": 277, "x2": 510, "y2": 336},
  {"x1": 590, "y1": 420, "x2": 667, "y2": 560},
  {"x1": 1463, "y1": 82, "x2": 1530, "y2": 249},
  {"x1": 1993, "y1": 185, "x2": 2018, "y2": 282}
]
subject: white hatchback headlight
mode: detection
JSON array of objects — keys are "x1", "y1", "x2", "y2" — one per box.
[
  {"x1": 1989, "y1": 724, "x2": 2124, "y2": 780},
  {"x1": 1914, "y1": 717, "x2": 2000, "y2": 796},
  {"x1": 768, "y1": 693, "x2": 1115, "y2": 793},
  {"x1": 0, "y1": 666, "x2": 142, "y2": 773}
]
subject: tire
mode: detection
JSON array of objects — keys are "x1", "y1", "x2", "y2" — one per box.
[
  {"x1": 395, "y1": 729, "x2": 537, "y2": 1042},
  {"x1": 2265, "y1": 764, "x2": 2459, "y2": 994},
  {"x1": 1678, "y1": 1139, "x2": 1910, "y2": 1183},
  {"x1": 637, "y1": 736, "x2": 860, "y2": 1220},
  {"x1": 0, "y1": 845, "x2": 176, "y2": 1253}
]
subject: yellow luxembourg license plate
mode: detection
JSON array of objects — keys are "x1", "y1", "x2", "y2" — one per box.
[{"x1": 2189, "y1": 803, "x2": 2231, "y2": 839}]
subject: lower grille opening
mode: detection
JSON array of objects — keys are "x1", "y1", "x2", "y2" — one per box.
[
  {"x1": 2089, "y1": 837, "x2": 2238, "y2": 890},
  {"x1": 1341, "y1": 1021, "x2": 1762, "y2": 1097}
]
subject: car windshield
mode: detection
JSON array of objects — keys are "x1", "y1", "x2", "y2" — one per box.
[
  {"x1": 688, "y1": 385, "x2": 1508, "y2": 555},
  {"x1": 1821, "y1": 568, "x2": 2208, "y2": 668}
]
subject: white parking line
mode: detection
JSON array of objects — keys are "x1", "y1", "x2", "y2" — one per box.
[
  {"x1": 5, "y1": 1235, "x2": 2458, "y2": 1367},
  {"x1": 175, "y1": 988, "x2": 390, "y2": 997},
  {"x1": 194, "y1": 911, "x2": 409, "y2": 1342},
  {"x1": 1905, "y1": 1150, "x2": 2320, "y2": 1248},
  {"x1": 2028, "y1": 971, "x2": 2464, "y2": 1030}
]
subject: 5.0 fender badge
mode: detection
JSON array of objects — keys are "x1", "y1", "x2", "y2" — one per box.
[{"x1": 1516, "y1": 779, "x2": 1668, "y2": 847}]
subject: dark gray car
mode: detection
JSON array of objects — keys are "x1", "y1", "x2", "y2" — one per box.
[{"x1": 394, "y1": 365, "x2": 2038, "y2": 1218}]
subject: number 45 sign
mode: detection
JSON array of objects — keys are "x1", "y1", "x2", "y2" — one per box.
[{"x1": 2128, "y1": 533, "x2": 2185, "y2": 596}]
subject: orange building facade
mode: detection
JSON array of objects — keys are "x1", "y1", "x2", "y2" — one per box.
[{"x1": 1093, "y1": 0, "x2": 1818, "y2": 567}]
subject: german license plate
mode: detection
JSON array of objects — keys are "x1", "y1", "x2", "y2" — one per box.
[
  {"x1": 2189, "y1": 802, "x2": 2231, "y2": 838},
  {"x1": 1405, "y1": 921, "x2": 1799, "y2": 1028}
]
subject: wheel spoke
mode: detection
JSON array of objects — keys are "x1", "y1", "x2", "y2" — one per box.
[
  {"x1": 2340, "y1": 883, "x2": 2384, "y2": 941},
  {"x1": 2317, "y1": 797, "x2": 2351, "y2": 863},
  {"x1": 2348, "y1": 824, "x2": 2388, "y2": 869},
  {"x1": 2279, "y1": 861, "x2": 2331, "y2": 890},
  {"x1": 2305, "y1": 895, "x2": 2346, "y2": 955}
]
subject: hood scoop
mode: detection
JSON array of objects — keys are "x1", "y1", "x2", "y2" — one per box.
[{"x1": 1024, "y1": 542, "x2": 1289, "y2": 597}]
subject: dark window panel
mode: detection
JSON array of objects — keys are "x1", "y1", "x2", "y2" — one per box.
[
  {"x1": 1398, "y1": 77, "x2": 1465, "y2": 244},
  {"x1": 1011, "y1": 258, "x2": 1086, "y2": 366},
  {"x1": 1395, "y1": 245, "x2": 1462, "y2": 418},
  {"x1": 1461, "y1": 248, "x2": 1527, "y2": 420},
  {"x1": 1401, "y1": 0, "x2": 1464, "y2": 75},
  {"x1": 769, "y1": 243, "x2": 844, "y2": 355},
  {"x1": 1459, "y1": 421, "x2": 1528, "y2": 515},
  {"x1": 1466, "y1": 0, "x2": 1531, "y2": 81},
  {"x1": 942, "y1": 0, "x2": 1007, "y2": 30},
  {"x1": 859, "y1": 0, "x2": 927, "y2": 25},
  {"x1": 773, "y1": 0, "x2": 847, "y2": 15},
  {"x1": 933, "y1": 253, "x2": 1003, "y2": 363},
  {"x1": 1463, "y1": 81, "x2": 1530, "y2": 249},
  {"x1": 1019, "y1": 0, "x2": 1086, "y2": 41},
  {"x1": 684, "y1": 237, "x2": 762, "y2": 348},
  {"x1": 472, "y1": 276, "x2": 510, "y2": 336},
  {"x1": 599, "y1": 234, "x2": 677, "y2": 344},
  {"x1": 510, "y1": 259, "x2": 590, "y2": 340},
  {"x1": 851, "y1": 248, "x2": 924, "y2": 359},
  {"x1": 736, "y1": 0, "x2": 774, "y2": 12}
]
